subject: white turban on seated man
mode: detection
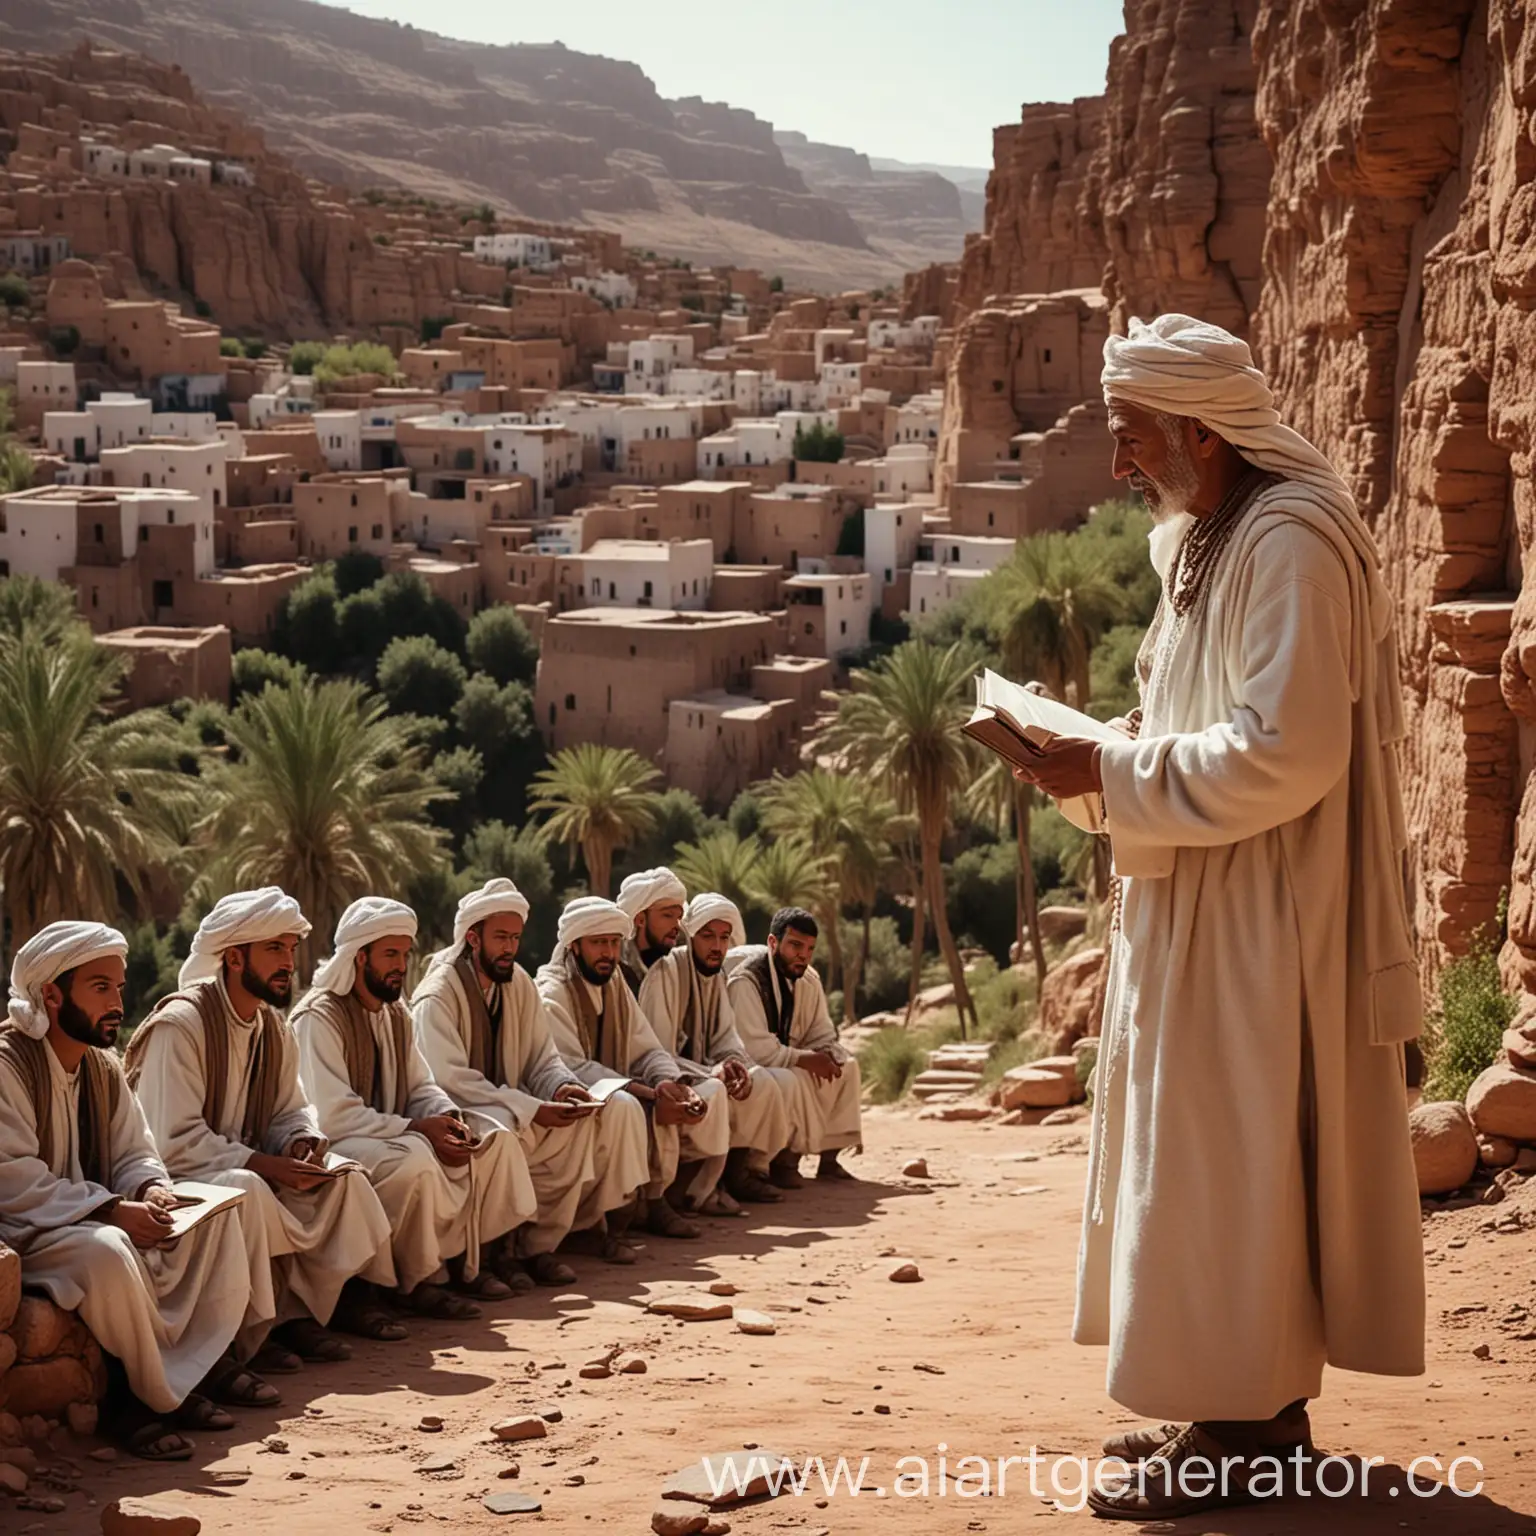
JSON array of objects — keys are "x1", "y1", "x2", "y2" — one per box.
[
  {"x1": 127, "y1": 887, "x2": 396, "y2": 1373},
  {"x1": 1012, "y1": 314, "x2": 1424, "y2": 1518},
  {"x1": 291, "y1": 897, "x2": 537, "y2": 1323},
  {"x1": 0, "y1": 922, "x2": 274, "y2": 1460}
]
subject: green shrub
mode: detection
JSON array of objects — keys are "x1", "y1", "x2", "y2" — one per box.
[
  {"x1": 792, "y1": 421, "x2": 844, "y2": 463},
  {"x1": 466, "y1": 604, "x2": 538, "y2": 684},
  {"x1": 859, "y1": 1027, "x2": 929, "y2": 1104},
  {"x1": 1421, "y1": 932, "x2": 1516, "y2": 1103},
  {"x1": 243, "y1": 338, "x2": 268, "y2": 360},
  {"x1": 193, "y1": 299, "x2": 212, "y2": 318},
  {"x1": 0, "y1": 272, "x2": 29, "y2": 309},
  {"x1": 48, "y1": 325, "x2": 80, "y2": 356},
  {"x1": 333, "y1": 549, "x2": 386, "y2": 598},
  {"x1": 768, "y1": 275, "x2": 784, "y2": 294},
  {"x1": 231, "y1": 648, "x2": 308, "y2": 699},
  {"x1": 289, "y1": 341, "x2": 326, "y2": 376},
  {"x1": 273, "y1": 572, "x2": 339, "y2": 668},
  {"x1": 420, "y1": 315, "x2": 451, "y2": 344},
  {"x1": 376, "y1": 634, "x2": 467, "y2": 719},
  {"x1": 219, "y1": 337, "x2": 243, "y2": 358}
]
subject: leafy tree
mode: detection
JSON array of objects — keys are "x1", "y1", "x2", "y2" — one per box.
[
  {"x1": 466, "y1": 604, "x2": 538, "y2": 685},
  {"x1": 334, "y1": 549, "x2": 387, "y2": 599},
  {"x1": 337, "y1": 586, "x2": 388, "y2": 663},
  {"x1": 243, "y1": 338, "x2": 268, "y2": 360},
  {"x1": 376, "y1": 635, "x2": 467, "y2": 719},
  {"x1": 627, "y1": 787, "x2": 715, "y2": 875},
  {"x1": 429, "y1": 745, "x2": 485, "y2": 841},
  {"x1": 792, "y1": 422, "x2": 844, "y2": 463},
  {"x1": 274, "y1": 572, "x2": 340, "y2": 669},
  {"x1": 531, "y1": 743, "x2": 662, "y2": 898},
  {"x1": 231, "y1": 647, "x2": 309, "y2": 699},
  {"x1": 0, "y1": 574, "x2": 79, "y2": 642},
  {"x1": 0, "y1": 442, "x2": 36, "y2": 495},
  {"x1": 836, "y1": 508, "x2": 865, "y2": 557},
  {"x1": 768, "y1": 275, "x2": 784, "y2": 294},
  {"x1": 453, "y1": 674, "x2": 533, "y2": 760},
  {"x1": 196, "y1": 679, "x2": 450, "y2": 961},
  {"x1": 673, "y1": 829, "x2": 761, "y2": 915},
  {"x1": 0, "y1": 272, "x2": 29, "y2": 309},
  {"x1": 289, "y1": 341, "x2": 327, "y2": 376},
  {"x1": 747, "y1": 837, "x2": 833, "y2": 920},
  {"x1": 374, "y1": 571, "x2": 466, "y2": 655},
  {"x1": 726, "y1": 789, "x2": 764, "y2": 841}
]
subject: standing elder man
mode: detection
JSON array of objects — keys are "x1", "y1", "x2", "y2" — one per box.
[{"x1": 1016, "y1": 314, "x2": 1424, "y2": 1518}]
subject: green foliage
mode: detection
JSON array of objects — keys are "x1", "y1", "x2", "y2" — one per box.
[
  {"x1": 336, "y1": 586, "x2": 387, "y2": 660},
  {"x1": 628, "y1": 787, "x2": 715, "y2": 874},
  {"x1": 678, "y1": 294, "x2": 704, "y2": 312},
  {"x1": 372, "y1": 232, "x2": 392, "y2": 246},
  {"x1": 858, "y1": 1027, "x2": 929, "y2": 1104},
  {"x1": 1421, "y1": 930, "x2": 1517, "y2": 1103},
  {"x1": 0, "y1": 272, "x2": 29, "y2": 309},
  {"x1": 1076, "y1": 1037, "x2": 1098, "y2": 1104},
  {"x1": 843, "y1": 915, "x2": 909, "y2": 1015},
  {"x1": 274, "y1": 572, "x2": 340, "y2": 669},
  {"x1": 193, "y1": 299, "x2": 212, "y2": 318},
  {"x1": 673, "y1": 829, "x2": 761, "y2": 914},
  {"x1": 453, "y1": 674, "x2": 534, "y2": 761},
  {"x1": 835, "y1": 508, "x2": 865, "y2": 557},
  {"x1": 531, "y1": 743, "x2": 662, "y2": 897},
  {"x1": 466, "y1": 605, "x2": 539, "y2": 685},
  {"x1": 243, "y1": 338, "x2": 268, "y2": 360},
  {"x1": 122, "y1": 920, "x2": 190, "y2": 1029},
  {"x1": 376, "y1": 635, "x2": 467, "y2": 719},
  {"x1": 420, "y1": 315, "x2": 451, "y2": 344},
  {"x1": 219, "y1": 337, "x2": 243, "y2": 358},
  {"x1": 768, "y1": 275, "x2": 784, "y2": 294},
  {"x1": 333, "y1": 549, "x2": 387, "y2": 599},
  {"x1": 746, "y1": 837, "x2": 832, "y2": 917},
  {"x1": 0, "y1": 574, "x2": 79, "y2": 641},
  {"x1": 363, "y1": 188, "x2": 387, "y2": 205},
  {"x1": 0, "y1": 441, "x2": 36, "y2": 495},
  {"x1": 792, "y1": 421, "x2": 845, "y2": 463},
  {"x1": 48, "y1": 325, "x2": 80, "y2": 356},
  {"x1": 231, "y1": 647, "x2": 308, "y2": 699},
  {"x1": 726, "y1": 789, "x2": 764, "y2": 840},
  {"x1": 1087, "y1": 623, "x2": 1146, "y2": 723},
  {"x1": 948, "y1": 838, "x2": 1019, "y2": 965},
  {"x1": 374, "y1": 571, "x2": 466, "y2": 654},
  {"x1": 289, "y1": 341, "x2": 327, "y2": 376},
  {"x1": 312, "y1": 341, "x2": 397, "y2": 389}
]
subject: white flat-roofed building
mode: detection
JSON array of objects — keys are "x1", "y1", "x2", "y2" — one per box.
[{"x1": 572, "y1": 538, "x2": 713, "y2": 610}]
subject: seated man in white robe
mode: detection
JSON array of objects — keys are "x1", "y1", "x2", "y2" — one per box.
[
  {"x1": 727, "y1": 906, "x2": 861, "y2": 1186},
  {"x1": 293, "y1": 897, "x2": 536, "y2": 1325},
  {"x1": 537, "y1": 897, "x2": 725, "y2": 1242},
  {"x1": 638, "y1": 894, "x2": 790, "y2": 1209},
  {"x1": 414, "y1": 879, "x2": 644, "y2": 1279},
  {"x1": 0, "y1": 923, "x2": 274, "y2": 1461},
  {"x1": 618, "y1": 868, "x2": 735, "y2": 1214},
  {"x1": 127, "y1": 887, "x2": 396, "y2": 1373}
]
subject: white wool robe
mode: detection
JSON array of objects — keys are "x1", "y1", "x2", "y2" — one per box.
[
  {"x1": 535, "y1": 960, "x2": 718, "y2": 1201},
  {"x1": 639, "y1": 948, "x2": 790, "y2": 1175},
  {"x1": 726, "y1": 948, "x2": 862, "y2": 1155},
  {"x1": 413, "y1": 950, "x2": 639, "y2": 1249},
  {"x1": 292, "y1": 989, "x2": 534, "y2": 1292},
  {"x1": 1077, "y1": 505, "x2": 1426, "y2": 1421},
  {"x1": 0, "y1": 1037, "x2": 256, "y2": 1413},
  {"x1": 130, "y1": 978, "x2": 395, "y2": 1341}
]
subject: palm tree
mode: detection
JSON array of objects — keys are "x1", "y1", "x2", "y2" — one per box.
[
  {"x1": 196, "y1": 679, "x2": 449, "y2": 959},
  {"x1": 0, "y1": 633, "x2": 192, "y2": 944},
  {"x1": 826, "y1": 640, "x2": 979, "y2": 1035},
  {"x1": 988, "y1": 533, "x2": 1127, "y2": 708},
  {"x1": 673, "y1": 829, "x2": 761, "y2": 913},
  {"x1": 0, "y1": 442, "x2": 35, "y2": 496},
  {"x1": 0, "y1": 574, "x2": 82, "y2": 642},
  {"x1": 746, "y1": 837, "x2": 833, "y2": 919},
  {"x1": 758, "y1": 769, "x2": 898, "y2": 1020},
  {"x1": 530, "y1": 743, "x2": 662, "y2": 898},
  {"x1": 968, "y1": 757, "x2": 1046, "y2": 987}
]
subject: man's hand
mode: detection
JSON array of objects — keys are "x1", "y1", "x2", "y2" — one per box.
[
  {"x1": 797, "y1": 1049, "x2": 842, "y2": 1082},
  {"x1": 287, "y1": 1137, "x2": 326, "y2": 1166},
  {"x1": 715, "y1": 1058, "x2": 752, "y2": 1100},
  {"x1": 247, "y1": 1151, "x2": 334, "y2": 1192},
  {"x1": 623, "y1": 1079, "x2": 657, "y2": 1103},
  {"x1": 1012, "y1": 736, "x2": 1103, "y2": 801},
  {"x1": 410, "y1": 1114, "x2": 475, "y2": 1168},
  {"x1": 654, "y1": 1078, "x2": 703, "y2": 1125},
  {"x1": 106, "y1": 1199, "x2": 175, "y2": 1249},
  {"x1": 137, "y1": 1181, "x2": 178, "y2": 1212}
]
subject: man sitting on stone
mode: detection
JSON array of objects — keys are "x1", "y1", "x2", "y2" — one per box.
[
  {"x1": 414, "y1": 879, "x2": 646, "y2": 1281},
  {"x1": 727, "y1": 907, "x2": 861, "y2": 1186},
  {"x1": 127, "y1": 888, "x2": 396, "y2": 1373},
  {"x1": 537, "y1": 896, "x2": 725, "y2": 1242},
  {"x1": 0, "y1": 922, "x2": 276, "y2": 1461},
  {"x1": 638, "y1": 894, "x2": 790, "y2": 1209},
  {"x1": 292, "y1": 897, "x2": 536, "y2": 1325},
  {"x1": 616, "y1": 867, "x2": 687, "y2": 993}
]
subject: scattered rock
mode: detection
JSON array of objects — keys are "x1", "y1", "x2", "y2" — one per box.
[
  {"x1": 418, "y1": 1415, "x2": 443, "y2": 1432},
  {"x1": 1515, "y1": 1147, "x2": 1536, "y2": 1175},
  {"x1": 1481, "y1": 1182, "x2": 1506, "y2": 1205},
  {"x1": 874, "y1": 1403, "x2": 891, "y2": 1415},
  {"x1": 100, "y1": 1499, "x2": 203, "y2": 1536},
  {"x1": 0, "y1": 1463, "x2": 28, "y2": 1495},
  {"x1": 65, "y1": 1403, "x2": 97, "y2": 1438},
  {"x1": 498, "y1": 1464, "x2": 521, "y2": 1479},
  {"x1": 1009, "y1": 1185, "x2": 1049, "y2": 1197},
  {"x1": 417, "y1": 1456, "x2": 457, "y2": 1474},
  {"x1": 1472, "y1": 1343, "x2": 1492, "y2": 1360},
  {"x1": 651, "y1": 1510, "x2": 708, "y2": 1536},
  {"x1": 998, "y1": 1066, "x2": 1074, "y2": 1112},
  {"x1": 661, "y1": 1450, "x2": 791, "y2": 1507},
  {"x1": 578, "y1": 1364, "x2": 611, "y2": 1380},
  {"x1": 88, "y1": 1450, "x2": 116, "y2": 1465},
  {"x1": 564, "y1": 1474, "x2": 585, "y2": 1487},
  {"x1": 1478, "y1": 1134, "x2": 1518, "y2": 1169},
  {"x1": 260, "y1": 1437, "x2": 288, "y2": 1455},
  {"x1": 887, "y1": 1262, "x2": 922, "y2": 1284},
  {"x1": 1410, "y1": 1101, "x2": 1479, "y2": 1194},
  {"x1": 733, "y1": 1310, "x2": 776, "y2": 1336},
  {"x1": 646, "y1": 1296, "x2": 734, "y2": 1322},
  {"x1": 536, "y1": 1405, "x2": 563, "y2": 1424},
  {"x1": 701, "y1": 1522, "x2": 730, "y2": 1536},
  {"x1": 482, "y1": 1492, "x2": 542, "y2": 1515},
  {"x1": 206, "y1": 1470, "x2": 249, "y2": 1488},
  {"x1": 1040, "y1": 1106, "x2": 1087, "y2": 1126},
  {"x1": 0, "y1": 1447, "x2": 38, "y2": 1473},
  {"x1": 917, "y1": 1105, "x2": 994, "y2": 1122},
  {"x1": 901, "y1": 1158, "x2": 929, "y2": 1179},
  {"x1": 491, "y1": 1417, "x2": 548, "y2": 1444},
  {"x1": 706, "y1": 1282, "x2": 737, "y2": 1297},
  {"x1": 1466, "y1": 1062, "x2": 1536, "y2": 1142},
  {"x1": 913, "y1": 1362, "x2": 945, "y2": 1374},
  {"x1": 617, "y1": 1355, "x2": 647, "y2": 1374}
]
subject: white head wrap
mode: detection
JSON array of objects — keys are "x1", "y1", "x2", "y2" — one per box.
[
  {"x1": 452, "y1": 878, "x2": 531, "y2": 948},
  {"x1": 556, "y1": 896, "x2": 630, "y2": 951},
  {"x1": 681, "y1": 894, "x2": 746, "y2": 949},
  {"x1": 7, "y1": 921, "x2": 129, "y2": 1039},
  {"x1": 615, "y1": 867, "x2": 686, "y2": 922},
  {"x1": 310, "y1": 897, "x2": 417, "y2": 996},
  {"x1": 180, "y1": 887, "x2": 312, "y2": 988}
]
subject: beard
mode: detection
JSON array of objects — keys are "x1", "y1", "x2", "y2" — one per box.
[
  {"x1": 477, "y1": 950, "x2": 517, "y2": 984},
  {"x1": 575, "y1": 953, "x2": 615, "y2": 987},
  {"x1": 1133, "y1": 415, "x2": 1201, "y2": 522},
  {"x1": 773, "y1": 952, "x2": 808, "y2": 983},
  {"x1": 363, "y1": 962, "x2": 404, "y2": 1004},
  {"x1": 692, "y1": 950, "x2": 724, "y2": 977},
  {"x1": 244, "y1": 965, "x2": 293, "y2": 1007},
  {"x1": 57, "y1": 994, "x2": 122, "y2": 1049}
]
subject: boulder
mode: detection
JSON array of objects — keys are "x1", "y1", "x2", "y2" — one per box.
[
  {"x1": 734, "y1": 1310, "x2": 776, "y2": 1336},
  {"x1": 1038, "y1": 948, "x2": 1107, "y2": 1051},
  {"x1": 0, "y1": 1243, "x2": 19, "y2": 1333},
  {"x1": 1466, "y1": 1062, "x2": 1536, "y2": 1143},
  {"x1": 0, "y1": 1334, "x2": 16, "y2": 1378},
  {"x1": 1409, "y1": 1101, "x2": 1479, "y2": 1194},
  {"x1": 1504, "y1": 1026, "x2": 1536, "y2": 1072},
  {"x1": 997, "y1": 1066, "x2": 1074, "y2": 1111},
  {"x1": 1477, "y1": 1134, "x2": 1518, "y2": 1169},
  {"x1": 490, "y1": 1416, "x2": 547, "y2": 1443},
  {"x1": 100, "y1": 1500, "x2": 203, "y2": 1536},
  {"x1": 1035, "y1": 905, "x2": 1088, "y2": 944},
  {"x1": 9, "y1": 1296, "x2": 73, "y2": 1362},
  {"x1": 2, "y1": 1354, "x2": 98, "y2": 1417},
  {"x1": 910, "y1": 983, "x2": 955, "y2": 1017},
  {"x1": 661, "y1": 1449, "x2": 791, "y2": 1507}
]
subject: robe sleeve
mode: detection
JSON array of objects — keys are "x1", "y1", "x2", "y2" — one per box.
[
  {"x1": 264, "y1": 1026, "x2": 326, "y2": 1158},
  {"x1": 704, "y1": 985, "x2": 752, "y2": 1068},
  {"x1": 412, "y1": 975, "x2": 532, "y2": 1130},
  {"x1": 625, "y1": 991, "x2": 683, "y2": 1086},
  {"x1": 0, "y1": 1060, "x2": 119, "y2": 1240},
  {"x1": 538, "y1": 976, "x2": 629, "y2": 1090},
  {"x1": 513, "y1": 972, "x2": 588, "y2": 1108},
  {"x1": 1099, "y1": 522, "x2": 1356, "y2": 851},
  {"x1": 794, "y1": 970, "x2": 848, "y2": 1063},
  {"x1": 132, "y1": 1009, "x2": 260, "y2": 1175},
  {"x1": 401, "y1": 1030, "x2": 458, "y2": 1123},
  {"x1": 298, "y1": 1010, "x2": 414, "y2": 1142},
  {"x1": 636, "y1": 965, "x2": 678, "y2": 1054},
  {"x1": 108, "y1": 1079, "x2": 172, "y2": 1200},
  {"x1": 727, "y1": 973, "x2": 800, "y2": 1069}
]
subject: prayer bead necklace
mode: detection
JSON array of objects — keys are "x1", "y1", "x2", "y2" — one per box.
[{"x1": 1166, "y1": 467, "x2": 1280, "y2": 617}]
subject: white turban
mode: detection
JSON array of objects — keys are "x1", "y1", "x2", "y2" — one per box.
[
  {"x1": 556, "y1": 896, "x2": 630, "y2": 950},
  {"x1": 681, "y1": 894, "x2": 745, "y2": 949},
  {"x1": 7, "y1": 921, "x2": 128, "y2": 1039},
  {"x1": 180, "y1": 887, "x2": 312, "y2": 988},
  {"x1": 452, "y1": 878, "x2": 531, "y2": 948},
  {"x1": 615, "y1": 867, "x2": 686, "y2": 921},
  {"x1": 310, "y1": 897, "x2": 417, "y2": 996}
]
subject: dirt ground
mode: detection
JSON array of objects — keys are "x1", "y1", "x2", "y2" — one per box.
[{"x1": 21, "y1": 1108, "x2": 1536, "y2": 1535}]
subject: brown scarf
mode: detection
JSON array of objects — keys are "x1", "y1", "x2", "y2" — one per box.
[
  {"x1": 676, "y1": 951, "x2": 720, "y2": 1063},
  {"x1": 563, "y1": 947, "x2": 629, "y2": 1072},
  {"x1": 455, "y1": 948, "x2": 505, "y2": 1084},
  {"x1": 0, "y1": 1028, "x2": 122, "y2": 1187},
  {"x1": 298, "y1": 990, "x2": 412, "y2": 1118},
  {"x1": 124, "y1": 981, "x2": 286, "y2": 1149},
  {"x1": 742, "y1": 949, "x2": 794, "y2": 1046}
]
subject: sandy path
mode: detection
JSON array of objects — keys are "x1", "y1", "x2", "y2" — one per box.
[{"x1": 25, "y1": 1109, "x2": 1536, "y2": 1535}]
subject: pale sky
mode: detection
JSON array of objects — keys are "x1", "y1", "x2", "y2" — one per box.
[{"x1": 316, "y1": 0, "x2": 1124, "y2": 168}]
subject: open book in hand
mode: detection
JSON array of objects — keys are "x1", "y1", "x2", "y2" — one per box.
[
  {"x1": 963, "y1": 668, "x2": 1122, "y2": 835},
  {"x1": 161, "y1": 1180, "x2": 247, "y2": 1241}
]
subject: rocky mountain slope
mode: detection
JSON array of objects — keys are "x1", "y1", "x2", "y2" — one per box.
[{"x1": 0, "y1": 0, "x2": 972, "y2": 290}]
